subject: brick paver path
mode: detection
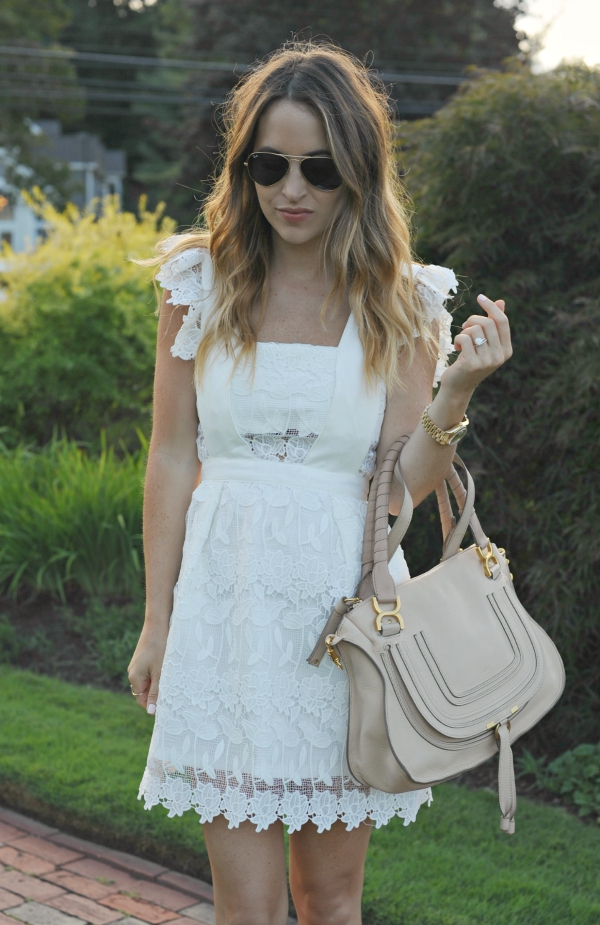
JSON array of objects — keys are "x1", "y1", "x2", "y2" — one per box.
[{"x1": 0, "y1": 808, "x2": 297, "y2": 925}]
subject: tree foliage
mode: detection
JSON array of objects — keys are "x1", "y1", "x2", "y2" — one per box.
[
  {"x1": 0, "y1": 0, "x2": 82, "y2": 202},
  {"x1": 399, "y1": 63, "x2": 600, "y2": 752},
  {"x1": 0, "y1": 194, "x2": 174, "y2": 449},
  {"x1": 0, "y1": 0, "x2": 71, "y2": 44},
  {"x1": 148, "y1": 0, "x2": 525, "y2": 223},
  {"x1": 59, "y1": 0, "x2": 165, "y2": 214},
  {"x1": 169, "y1": 0, "x2": 524, "y2": 67}
]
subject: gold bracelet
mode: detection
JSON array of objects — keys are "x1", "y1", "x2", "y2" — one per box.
[{"x1": 421, "y1": 403, "x2": 469, "y2": 446}]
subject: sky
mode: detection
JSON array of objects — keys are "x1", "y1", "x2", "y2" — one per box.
[{"x1": 514, "y1": 0, "x2": 600, "y2": 70}]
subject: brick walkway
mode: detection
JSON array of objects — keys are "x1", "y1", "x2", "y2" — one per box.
[{"x1": 0, "y1": 807, "x2": 298, "y2": 925}]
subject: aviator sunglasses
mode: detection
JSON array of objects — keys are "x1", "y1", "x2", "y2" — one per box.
[{"x1": 244, "y1": 152, "x2": 343, "y2": 191}]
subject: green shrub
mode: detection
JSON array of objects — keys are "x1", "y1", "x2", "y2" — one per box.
[
  {"x1": 399, "y1": 63, "x2": 600, "y2": 752},
  {"x1": 517, "y1": 744, "x2": 600, "y2": 825},
  {"x1": 65, "y1": 598, "x2": 144, "y2": 688},
  {"x1": 0, "y1": 193, "x2": 174, "y2": 450},
  {"x1": 0, "y1": 615, "x2": 20, "y2": 664},
  {"x1": 545, "y1": 745, "x2": 600, "y2": 824},
  {"x1": 0, "y1": 436, "x2": 145, "y2": 600}
]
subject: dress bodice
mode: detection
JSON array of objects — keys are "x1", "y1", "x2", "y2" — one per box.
[
  {"x1": 194, "y1": 311, "x2": 384, "y2": 491},
  {"x1": 226, "y1": 342, "x2": 385, "y2": 477},
  {"x1": 156, "y1": 246, "x2": 458, "y2": 483}
]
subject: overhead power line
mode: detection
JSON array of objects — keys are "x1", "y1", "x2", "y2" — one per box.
[
  {"x1": 0, "y1": 45, "x2": 248, "y2": 73},
  {"x1": 0, "y1": 45, "x2": 466, "y2": 85},
  {"x1": 0, "y1": 88, "x2": 222, "y2": 106}
]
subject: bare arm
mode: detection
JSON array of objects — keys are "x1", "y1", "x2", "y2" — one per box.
[
  {"x1": 128, "y1": 289, "x2": 201, "y2": 712},
  {"x1": 380, "y1": 294, "x2": 512, "y2": 514}
]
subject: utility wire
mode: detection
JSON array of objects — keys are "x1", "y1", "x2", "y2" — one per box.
[
  {"x1": 0, "y1": 45, "x2": 466, "y2": 85},
  {"x1": 0, "y1": 88, "x2": 221, "y2": 106},
  {"x1": 0, "y1": 45, "x2": 248, "y2": 73}
]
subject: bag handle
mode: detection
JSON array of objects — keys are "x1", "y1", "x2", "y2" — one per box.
[
  {"x1": 365, "y1": 444, "x2": 490, "y2": 575},
  {"x1": 308, "y1": 442, "x2": 494, "y2": 668}
]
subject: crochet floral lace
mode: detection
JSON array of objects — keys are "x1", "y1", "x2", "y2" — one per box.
[
  {"x1": 140, "y1": 766, "x2": 432, "y2": 833},
  {"x1": 138, "y1": 248, "x2": 455, "y2": 834}
]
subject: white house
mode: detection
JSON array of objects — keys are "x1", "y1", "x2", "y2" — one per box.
[{"x1": 0, "y1": 120, "x2": 126, "y2": 254}]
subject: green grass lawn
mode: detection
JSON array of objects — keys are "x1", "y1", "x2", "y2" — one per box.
[{"x1": 1, "y1": 666, "x2": 598, "y2": 925}]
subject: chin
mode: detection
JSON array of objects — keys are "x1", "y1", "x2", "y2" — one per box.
[{"x1": 274, "y1": 222, "x2": 323, "y2": 246}]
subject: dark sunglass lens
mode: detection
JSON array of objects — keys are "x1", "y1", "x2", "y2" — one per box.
[
  {"x1": 247, "y1": 153, "x2": 288, "y2": 186},
  {"x1": 301, "y1": 158, "x2": 342, "y2": 191}
]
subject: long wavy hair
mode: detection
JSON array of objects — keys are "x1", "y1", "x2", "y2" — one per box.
[{"x1": 147, "y1": 42, "x2": 436, "y2": 388}]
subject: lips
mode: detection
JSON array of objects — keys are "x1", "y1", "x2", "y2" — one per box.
[{"x1": 277, "y1": 208, "x2": 313, "y2": 222}]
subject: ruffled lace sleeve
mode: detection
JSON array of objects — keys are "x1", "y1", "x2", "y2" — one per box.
[
  {"x1": 156, "y1": 245, "x2": 214, "y2": 361},
  {"x1": 413, "y1": 264, "x2": 458, "y2": 387}
]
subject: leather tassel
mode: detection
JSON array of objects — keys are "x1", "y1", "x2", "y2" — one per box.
[{"x1": 496, "y1": 723, "x2": 517, "y2": 835}]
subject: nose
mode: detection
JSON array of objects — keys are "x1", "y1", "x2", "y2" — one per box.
[{"x1": 280, "y1": 159, "x2": 308, "y2": 200}]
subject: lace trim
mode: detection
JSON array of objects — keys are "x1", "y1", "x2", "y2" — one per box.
[
  {"x1": 156, "y1": 246, "x2": 213, "y2": 362},
  {"x1": 139, "y1": 766, "x2": 432, "y2": 834},
  {"x1": 157, "y1": 248, "x2": 457, "y2": 384},
  {"x1": 413, "y1": 264, "x2": 458, "y2": 387}
]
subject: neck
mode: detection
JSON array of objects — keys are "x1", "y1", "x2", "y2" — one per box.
[{"x1": 269, "y1": 230, "x2": 329, "y2": 282}]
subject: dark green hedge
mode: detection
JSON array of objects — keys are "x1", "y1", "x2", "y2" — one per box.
[{"x1": 399, "y1": 63, "x2": 600, "y2": 754}]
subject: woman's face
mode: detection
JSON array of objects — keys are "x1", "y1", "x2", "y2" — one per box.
[{"x1": 250, "y1": 99, "x2": 345, "y2": 248}]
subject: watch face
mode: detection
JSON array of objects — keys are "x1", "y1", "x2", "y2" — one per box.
[{"x1": 448, "y1": 427, "x2": 467, "y2": 445}]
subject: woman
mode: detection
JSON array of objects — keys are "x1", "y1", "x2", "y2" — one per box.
[{"x1": 129, "y1": 43, "x2": 512, "y2": 925}]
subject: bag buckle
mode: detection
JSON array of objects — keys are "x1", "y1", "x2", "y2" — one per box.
[
  {"x1": 325, "y1": 635, "x2": 344, "y2": 670},
  {"x1": 372, "y1": 596, "x2": 404, "y2": 633},
  {"x1": 476, "y1": 541, "x2": 501, "y2": 578}
]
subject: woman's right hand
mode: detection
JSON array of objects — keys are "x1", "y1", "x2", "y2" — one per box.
[{"x1": 128, "y1": 621, "x2": 170, "y2": 714}]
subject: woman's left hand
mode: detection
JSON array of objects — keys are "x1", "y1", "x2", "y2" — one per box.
[{"x1": 440, "y1": 294, "x2": 512, "y2": 396}]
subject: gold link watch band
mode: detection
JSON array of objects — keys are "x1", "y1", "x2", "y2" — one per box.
[{"x1": 421, "y1": 403, "x2": 469, "y2": 446}]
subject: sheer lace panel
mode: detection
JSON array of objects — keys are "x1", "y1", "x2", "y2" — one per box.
[
  {"x1": 140, "y1": 765, "x2": 432, "y2": 833},
  {"x1": 197, "y1": 346, "x2": 385, "y2": 475}
]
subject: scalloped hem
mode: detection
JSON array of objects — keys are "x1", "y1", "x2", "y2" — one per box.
[{"x1": 138, "y1": 769, "x2": 433, "y2": 834}]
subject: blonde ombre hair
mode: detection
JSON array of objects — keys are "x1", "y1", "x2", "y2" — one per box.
[{"x1": 149, "y1": 42, "x2": 436, "y2": 388}]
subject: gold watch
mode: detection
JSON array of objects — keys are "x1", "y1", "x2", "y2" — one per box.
[{"x1": 421, "y1": 403, "x2": 469, "y2": 446}]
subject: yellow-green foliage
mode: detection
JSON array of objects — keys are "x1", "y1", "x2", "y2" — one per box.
[{"x1": 0, "y1": 192, "x2": 175, "y2": 449}]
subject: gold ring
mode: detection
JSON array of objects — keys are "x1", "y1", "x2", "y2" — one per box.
[{"x1": 130, "y1": 685, "x2": 144, "y2": 697}]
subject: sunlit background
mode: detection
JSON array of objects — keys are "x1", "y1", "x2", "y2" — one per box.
[{"x1": 516, "y1": 0, "x2": 600, "y2": 70}]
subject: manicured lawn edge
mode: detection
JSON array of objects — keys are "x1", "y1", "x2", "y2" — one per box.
[
  {"x1": 1, "y1": 667, "x2": 599, "y2": 925},
  {"x1": 0, "y1": 779, "x2": 212, "y2": 882}
]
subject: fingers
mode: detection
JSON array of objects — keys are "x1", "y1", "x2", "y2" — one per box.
[
  {"x1": 146, "y1": 676, "x2": 160, "y2": 716},
  {"x1": 453, "y1": 331, "x2": 478, "y2": 362},
  {"x1": 476, "y1": 294, "x2": 512, "y2": 354},
  {"x1": 461, "y1": 294, "x2": 512, "y2": 358},
  {"x1": 128, "y1": 668, "x2": 158, "y2": 715}
]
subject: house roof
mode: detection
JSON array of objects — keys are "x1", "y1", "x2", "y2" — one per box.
[{"x1": 36, "y1": 120, "x2": 126, "y2": 176}]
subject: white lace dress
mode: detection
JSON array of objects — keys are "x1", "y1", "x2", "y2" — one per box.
[{"x1": 139, "y1": 248, "x2": 457, "y2": 834}]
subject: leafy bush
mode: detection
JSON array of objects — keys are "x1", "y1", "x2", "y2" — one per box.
[
  {"x1": 65, "y1": 598, "x2": 144, "y2": 689},
  {"x1": 0, "y1": 436, "x2": 145, "y2": 600},
  {"x1": 517, "y1": 744, "x2": 600, "y2": 825},
  {"x1": 399, "y1": 63, "x2": 600, "y2": 752},
  {"x1": 0, "y1": 193, "x2": 174, "y2": 450},
  {"x1": 0, "y1": 615, "x2": 20, "y2": 664},
  {"x1": 545, "y1": 745, "x2": 600, "y2": 824}
]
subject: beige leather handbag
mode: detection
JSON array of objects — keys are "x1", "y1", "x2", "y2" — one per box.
[{"x1": 308, "y1": 439, "x2": 565, "y2": 833}]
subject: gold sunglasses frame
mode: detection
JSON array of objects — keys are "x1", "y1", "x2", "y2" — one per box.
[{"x1": 243, "y1": 152, "x2": 343, "y2": 190}]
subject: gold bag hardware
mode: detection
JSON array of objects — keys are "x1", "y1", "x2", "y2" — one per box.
[{"x1": 308, "y1": 441, "x2": 565, "y2": 836}]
